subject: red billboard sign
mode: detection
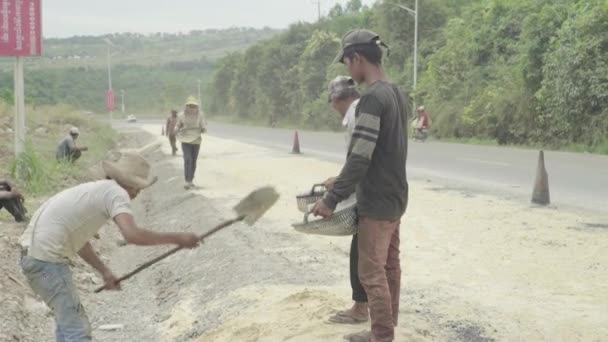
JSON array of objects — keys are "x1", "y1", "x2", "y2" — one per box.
[
  {"x1": 0, "y1": 0, "x2": 42, "y2": 56},
  {"x1": 106, "y1": 89, "x2": 115, "y2": 112}
]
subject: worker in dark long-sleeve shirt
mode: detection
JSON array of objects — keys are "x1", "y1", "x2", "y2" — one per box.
[{"x1": 312, "y1": 29, "x2": 410, "y2": 342}]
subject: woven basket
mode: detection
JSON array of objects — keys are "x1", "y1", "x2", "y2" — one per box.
[
  {"x1": 292, "y1": 204, "x2": 357, "y2": 236},
  {"x1": 295, "y1": 183, "x2": 327, "y2": 213}
]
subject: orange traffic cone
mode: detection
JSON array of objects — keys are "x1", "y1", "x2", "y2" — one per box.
[
  {"x1": 531, "y1": 150, "x2": 550, "y2": 205},
  {"x1": 292, "y1": 130, "x2": 301, "y2": 154}
]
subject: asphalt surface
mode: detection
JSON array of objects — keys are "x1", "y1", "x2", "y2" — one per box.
[{"x1": 116, "y1": 119, "x2": 608, "y2": 213}]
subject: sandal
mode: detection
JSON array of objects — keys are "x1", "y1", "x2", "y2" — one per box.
[{"x1": 328, "y1": 313, "x2": 368, "y2": 324}]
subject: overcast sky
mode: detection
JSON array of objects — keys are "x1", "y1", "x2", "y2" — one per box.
[{"x1": 43, "y1": 0, "x2": 378, "y2": 38}]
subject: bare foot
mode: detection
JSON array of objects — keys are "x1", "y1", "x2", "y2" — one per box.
[
  {"x1": 337, "y1": 302, "x2": 368, "y2": 317},
  {"x1": 330, "y1": 302, "x2": 368, "y2": 324},
  {"x1": 344, "y1": 330, "x2": 372, "y2": 342}
]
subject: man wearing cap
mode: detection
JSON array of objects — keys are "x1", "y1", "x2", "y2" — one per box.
[
  {"x1": 18, "y1": 150, "x2": 200, "y2": 341},
  {"x1": 324, "y1": 76, "x2": 369, "y2": 325},
  {"x1": 175, "y1": 96, "x2": 207, "y2": 189},
  {"x1": 313, "y1": 29, "x2": 410, "y2": 342},
  {"x1": 166, "y1": 109, "x2": 179, "y2": 156},
  {"x1": 56, "y1": 127, "x2": 88, "y2": 163}
]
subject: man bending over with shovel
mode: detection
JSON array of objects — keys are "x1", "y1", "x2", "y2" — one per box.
[{"x1": 18, "y1": 150, "x2": 199, "y2": 341}]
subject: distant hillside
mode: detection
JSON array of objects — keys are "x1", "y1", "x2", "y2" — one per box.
[{"x1": 0, "y1": 27, "x2": 281, "y2": 113}]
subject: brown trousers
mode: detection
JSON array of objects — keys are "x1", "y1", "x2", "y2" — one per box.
[{"x1": 358, "y1": 216, "x2": 401, "y2": 342}]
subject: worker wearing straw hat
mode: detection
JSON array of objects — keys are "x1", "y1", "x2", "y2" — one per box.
[
  {"x1": 175, "y1": 96, "x2": 207, "y2": 189},
  {"x1": 18, "y1": 150, "x2": 200, "y2": 341}
]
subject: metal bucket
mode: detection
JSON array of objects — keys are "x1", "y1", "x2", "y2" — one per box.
[{"x1": 295, "y1": 183, "x2": 326, "y2": 213}]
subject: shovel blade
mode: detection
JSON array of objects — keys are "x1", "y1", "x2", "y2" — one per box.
[{"x1": 233, "y1": 186, "x2": 280, "y2": 225}]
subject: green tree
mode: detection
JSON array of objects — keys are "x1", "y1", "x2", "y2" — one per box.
[
  {"x1": 329, "y1": 4, "x2": 344, "y2": 18},
  {"x1": 538, "y1": 0, "x2": 608, "y2": 147},
  {"x1": 346, "y1": 0, "x2": 362, "y2": 13}
]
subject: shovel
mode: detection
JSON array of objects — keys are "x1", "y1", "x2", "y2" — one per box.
[{"x1": 95, "y1": 186, "x2": 279, "y2": 293}]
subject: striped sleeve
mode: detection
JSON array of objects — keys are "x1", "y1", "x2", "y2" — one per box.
[{"x1": 323, "y1": 94, "x2": 383, "y2": 210}]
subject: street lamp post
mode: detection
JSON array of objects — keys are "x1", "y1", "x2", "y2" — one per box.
[
  {"x1": 312, "y1": 0, "x2": 321, "y2": 21},
  {"x1": 413, "y1": 0, "x2": 418, "y2": 97},
  {"x1": 388, "y1": 0, "x2": 418, "y2": 114}
]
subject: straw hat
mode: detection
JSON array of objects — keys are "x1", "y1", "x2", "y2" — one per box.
[
  {"x1": 102, "y1": 150, "x2": 157, "y2": 189},
  {"x1": 69, "y1": 126, "x2": 80, "y2": 135},
  {"x1": 185, "y1": 96, "x2": 199, "y2": 107}
]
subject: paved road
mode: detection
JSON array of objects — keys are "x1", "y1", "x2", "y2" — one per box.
[{"x1": 118, "y1": 120, "x2": 608, "y2": 213}]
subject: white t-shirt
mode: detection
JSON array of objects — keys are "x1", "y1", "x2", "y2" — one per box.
[
  {"x1": 19, "y1": 180, "x2": 132, "y2": 263},
  {"x1": 342, "y1": 99, "x2": 359, "y2": 152}
]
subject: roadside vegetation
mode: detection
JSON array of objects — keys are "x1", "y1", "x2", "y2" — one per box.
[{"x1": 207, "y1": 0, "x2": 608, "y2": 154}]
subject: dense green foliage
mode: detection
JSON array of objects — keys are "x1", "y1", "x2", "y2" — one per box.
[
  {"x1": 0, "y1": 28, "x2": 279, "y2": 113},
  {"x1": 207, "y1": 0, "x2": 608, "y2": 151}
]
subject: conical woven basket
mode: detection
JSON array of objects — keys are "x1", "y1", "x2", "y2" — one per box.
[
  {"x1": 295, "y1": 183, "x2": 327, "y2": 213},
  {"x1": 292, "y1": 201, "x2": 357, "y2": 236}
]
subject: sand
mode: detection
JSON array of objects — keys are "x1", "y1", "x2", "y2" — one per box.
[
  {"x1": 4, "y1": 125, "x2": 604, "y2": 342},
  {"x1": 142, "y1": 125, "x2": 607, "y2": 342}
]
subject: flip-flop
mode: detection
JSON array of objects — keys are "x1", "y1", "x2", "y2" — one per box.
[
  {"x1": 328, "y1": 313, "x2": 368, "y2": 325},
  {"x1": 344, "y1": 330, "x2": 372, "y2": 342}
]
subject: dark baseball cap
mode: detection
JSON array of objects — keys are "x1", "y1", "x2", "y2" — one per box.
[{"x1": 334, "y1": 29, "x2": 390, "y2": 64}]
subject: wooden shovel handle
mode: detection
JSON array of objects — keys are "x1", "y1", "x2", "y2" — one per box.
[{"x1": 95, "y1": 215, "x2": 245, "y2": 293}]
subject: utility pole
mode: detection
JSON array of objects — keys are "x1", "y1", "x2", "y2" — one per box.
[
  {"x1": 197, "y1": 79, "x2": 202, "y2": 105},
  {"x1": 14, "y1": 57, "x2": 25, "y2": 159},
  {"x1": 121, "y1": 89, "x2": 125, "y2": 114}
]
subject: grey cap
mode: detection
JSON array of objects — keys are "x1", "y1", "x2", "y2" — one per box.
[
  {"x1": 328, "y1": 76, "x2": 356, "y2": 102},
  {"x1": 333, "y1": 29, "x2": 389, "y2": 64}
]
